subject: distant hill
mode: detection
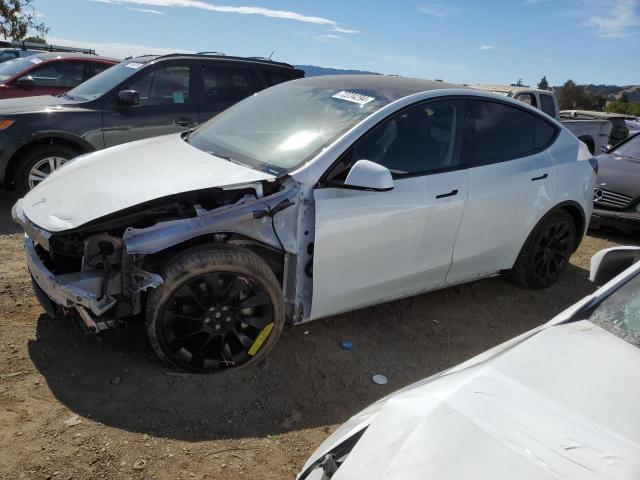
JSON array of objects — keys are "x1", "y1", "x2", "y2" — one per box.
[
  {"x1": 295, "y1": 65, "x2": 380, "y2": 77},
  {"x1": 552, "y1": 84, "x2": 640, "y2": 102}
]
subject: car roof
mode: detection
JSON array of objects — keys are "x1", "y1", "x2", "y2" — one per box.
[
  {"x1": 25, "y1": 52, "x2": 120, "y2": 63},
  {"x1": 292, "y1": 74, "x2": 463, "y2": 100},
  {"x1": 472, "y1": 84, "x2": 552, "y2": 96},
  {"x1": 124, "y1": 52, "x2": 302, "y2": 71}
]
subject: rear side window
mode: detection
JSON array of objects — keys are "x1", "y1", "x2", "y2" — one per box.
[
  {"x1": 263, "y1": 69, "x2": 293, "y2": 86},
  {"x1": 540, "y1": 94, "x2": 556, "y2": 117},
  {"x1": 31, "y1": 61, "x2": 86, "y2": 87},
  {"x1": 202, "y1": 65, "x2": 258, "y2": 105},
  {"x1": 515, "y1": 93, "x2": 537, "y2": 107},
  {"x1": 87, "y1": 62, "x2": 112, "y2": 79},
  {"x1": 462, "y1": 100, "x2": 555, "y2": 166}
]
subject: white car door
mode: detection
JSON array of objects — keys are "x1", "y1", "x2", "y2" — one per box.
[
  {"x1": 310, "y1": 99, "x2": 468, "y2": 320},
  {"x1": 446, "y1": 99, "x2": 558, "y2": 284}
]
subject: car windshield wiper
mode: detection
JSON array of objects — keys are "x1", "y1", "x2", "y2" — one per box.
[{"x1": 57, "y1": 92, "x2": 75, "y2": 100}]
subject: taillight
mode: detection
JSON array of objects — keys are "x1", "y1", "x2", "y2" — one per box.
[{"x1": 588, "y1": 157, "x2": 598, "y2": 174}]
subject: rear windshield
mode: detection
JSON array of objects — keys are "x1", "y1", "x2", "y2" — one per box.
[
  {"x1": 67, "y1": 61, "x2": 147, "y2": 101},
  {"x1": 0, "y1": 56, "x2": 39, "y2": 81}
]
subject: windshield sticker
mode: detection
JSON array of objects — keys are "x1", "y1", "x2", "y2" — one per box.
[
  {"x1": 332, "y1": 91, "x2": 375, "y2": 105},
  {"x1": 125, "y1": 62, "x2": 143, "y2": 69},
  {"x1": 30, "y1": 58, "x2": 43, "y2": 64}
]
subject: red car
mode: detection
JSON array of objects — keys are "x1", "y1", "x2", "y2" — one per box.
[{"x1": 0, "y1": 52, "x2": 119, "y2": 99}]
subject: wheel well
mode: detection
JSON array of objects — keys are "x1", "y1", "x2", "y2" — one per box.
[
  {"x1": 577, "y1": 135, "x2": 595, "y2": 155},
  {"x1": 558, "y1": 203, "x2": 585, "y2": 251},
  {"x1": 142, "y1": 233, "x2": 286, "y2": 285},
  {"x1": 5, "y1": 137, "x2": 88, "y2": 188}
]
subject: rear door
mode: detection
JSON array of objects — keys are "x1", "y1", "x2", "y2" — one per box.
[
  {"x1": 311, "y1": 99, "x2": 468, "y2": 320},
  {"x1": 102, "y1": 61, "x2": 198, "y2": 147},
  {"x1": 196, "y1": 62, "x2": 264, "y2": 124},
  {"x1": 445, "y1": 99, "x2": 558, "y2": 284}
]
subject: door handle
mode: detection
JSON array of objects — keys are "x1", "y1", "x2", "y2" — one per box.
[
  {"x1": 174, "y1": 117, "x2": 197, "y2": 127},
  {"x1": 531, "y1": 173, "x2": 548, "y2": 181},
  {"x1": 435, "y1": 189, "x2": 458, "y2": 199}
]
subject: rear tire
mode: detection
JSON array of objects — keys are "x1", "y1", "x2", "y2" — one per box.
[
  {"x1": 146, "y1": 245, "x2": 285, "y2": 374},
  {"x1": 15, "y1": 144, "x2": 79, "y2": 194},
  {"x1": 509, "y1": 210, "x2": 576, "y2": 289}
]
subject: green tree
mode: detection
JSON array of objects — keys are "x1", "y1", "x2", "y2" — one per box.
[
  {"x1": 537, "y1": 76, "x2": 549, "y2": 90},
  {"x1": 591, "y1": 95, "x2": 607, "y2": 112},
  {"x1": 620, "y1": 92, "x2": 629, "y2": 103},
  {"x1": 0, "y1": 0, "x2": 47, "y2": 40},
  {"x1": 557, "y1": 79, "x2": 593, "y2": 110},
  {"x1": 23, "y1": 35, "x2": 44, "y2": 43}
]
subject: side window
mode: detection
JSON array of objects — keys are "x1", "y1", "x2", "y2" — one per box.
[
  {"x1": 87, "y1": 62, "x2": 112, "y2": 79},
  {"x1": 201, "y1": 65, "x2": 256, "y2": 105},
  {"x1": 128, "y1": 65, "x2": 191, "y2": 106},
  {"x1": 462, "y1": 100, "x2": 536, "y2": 166},
  {"x1": 534, "y1": 117, "x2": 557, "y2": 149},
  {"x1": 540, "y1": 94, "x2": 557, "y2": 117},
  {"x1": 31, "y1": 61, "x2": 86, "y2": 87},
  {"x1": 332, "y1": 100, "x2": 463, "y2": 180},
  {"x1": 515, "y1": 93, "x2": 537, "y2": 107}
]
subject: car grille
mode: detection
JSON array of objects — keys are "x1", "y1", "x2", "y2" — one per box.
[{"x1": 593, "y1": 188, "x2": 633, "y2": 210}]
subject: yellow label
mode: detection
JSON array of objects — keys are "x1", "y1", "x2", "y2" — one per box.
[{"x1": 248, "y1": 323, "x2": 274, "y2": 356}]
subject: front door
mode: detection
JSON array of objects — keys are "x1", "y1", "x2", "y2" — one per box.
[
  {"x1": 311, "y1": 99, "x2": 468, "y2": 320},
  {"x1": 102, "y1": 62, "x2": 198, "y2": 147},
  {"x1": 11, "y1": 59, "x2": 87, "y2": 98}
]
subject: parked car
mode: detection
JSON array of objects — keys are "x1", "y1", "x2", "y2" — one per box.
[
  {"x1": 562, "y1": 110, "x2": 633, "y2": 147},
  {"x1": 0, "y1": 52, "x2": 118, "y2": 102},
  {"x1": 299, "y1": 246, "x2": 640, "y2": 480},
  {"x1": 0, "y1": 53, "x2": 303, "y2": 193},
  {"x1": 0, "y1": 48, "x2": 39, "y2": 63},
  {"x1": 590, "y1": 132, "x2": 640, "y2": 233},
  {"x1": 472, "y1": 85, "x2": 612, "y2": 155},
  {"x1": 12, "y1": 75, "x2": 597, "y2": 373}
]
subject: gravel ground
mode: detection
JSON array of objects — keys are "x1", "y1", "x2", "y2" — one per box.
[{"x1": 1, "y1": 188, "x2": 638, "y2": 480}]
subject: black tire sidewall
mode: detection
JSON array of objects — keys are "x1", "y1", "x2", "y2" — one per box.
[
  {"x1": 16, "y1": 145, "x2": 78, "y2": 194},
  {"x1": 512, "y1": 210, "x2": 576, "y2": 289},
  {"x1": 145, "y1": 245, "x2": 285, "y2": 374}
]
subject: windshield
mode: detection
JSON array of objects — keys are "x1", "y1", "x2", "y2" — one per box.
[
  {"x1": 67, "y1": 60, "x2": 146, "y2": 101},
  {"x1": 187, "y1": 81, "x2": 389, "y2": 174},
  {"x1": 0, "y1": 56, "x2": 39, "y2": 81},
  {"x1": 611, "y1": 133, "x2": 640, "y2": 161},
  {"x1": 588, "y1": 270, "x2": 640, "y2": 347}
]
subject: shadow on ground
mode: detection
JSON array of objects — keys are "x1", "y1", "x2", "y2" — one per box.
[
  {"x1": 0, "y1": 190, "x2": 20, "y2": 235},
  {"x1": 28, "y1": 263, "x2": 595, "y2": 442}
]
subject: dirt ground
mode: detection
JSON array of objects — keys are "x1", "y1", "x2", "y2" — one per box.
[{"x1": 1, "y1": 188, "x2": 638, "y2": 480}]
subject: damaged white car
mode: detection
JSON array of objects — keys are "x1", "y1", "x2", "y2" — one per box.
[
  {"x1": 299, "y1": 246, "x2": 640, "y2": 480},
  {"x1": 13, "y1": 75, "x2": 597, "y2": 373}
]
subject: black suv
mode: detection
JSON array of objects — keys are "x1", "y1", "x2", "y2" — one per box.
[{"x1": 0, "y1": 53, "x2": 304, "y2": 193}]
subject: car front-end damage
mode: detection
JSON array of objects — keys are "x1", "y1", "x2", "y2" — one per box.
[{"x1": 13, "y1": 176, "x2": 314, "y2": 333}]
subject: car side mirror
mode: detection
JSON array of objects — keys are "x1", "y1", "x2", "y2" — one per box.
[
  {"x1": 343, "y1": 159, "x2": 394, "y2": 192},
  {"x1": 15, "y1": 76, "x2": 35, "y2": 89},
  {"x1": 590, "y1": 247, "x2": 640, "y2": 285},
  {"x1": 117, "y1": 89, "x2": 139, "y2": 107}
]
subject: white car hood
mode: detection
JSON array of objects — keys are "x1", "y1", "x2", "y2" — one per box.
[
  {"x1": 21, "y1": 134, "x2": 274, "y2": 232},
  {"x1": 308, "y1": 320, "x2": 640, "y2": 480}
]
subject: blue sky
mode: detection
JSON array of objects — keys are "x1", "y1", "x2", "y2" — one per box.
[{"x1": 33, "y1": 0, "x2": 640, "y2": 86}]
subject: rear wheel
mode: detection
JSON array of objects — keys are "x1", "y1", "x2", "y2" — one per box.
[
  {"x1": 146, "y1": 246, "x2": 284, "y2": 374},
  {"x1": 15, "y1": 144, "x2": 78, "y2": 194},
  {"x1": 510, "y1": 210, "x2": 576, "y2": 289}
]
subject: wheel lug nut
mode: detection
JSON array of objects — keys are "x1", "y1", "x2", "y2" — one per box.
[{"x1": 222, "y1": 306, "x2": 228, "y2": 311}]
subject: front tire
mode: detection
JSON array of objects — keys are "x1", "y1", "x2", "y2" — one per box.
[
  {"x1": 146, "y1": 246, "x2": 284, "y2": 374},
  {"x1": 15, "y1": 144, "x2": 78, "y2": 194},
  {"x1": 509, "y1": 210, "x2": 576, "y2": 289}
]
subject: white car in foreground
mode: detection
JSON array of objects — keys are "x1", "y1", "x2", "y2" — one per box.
[
  {"x1": 13, "y1": 75, "x2": 596, "y2": 373},
  {"x1": 299, "y1": 246, "x2": 640, "y2": 480}
]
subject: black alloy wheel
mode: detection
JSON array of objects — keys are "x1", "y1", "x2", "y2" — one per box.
[{"x1": 146, "y1": 246, "x2": 284, "y2": 373}]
